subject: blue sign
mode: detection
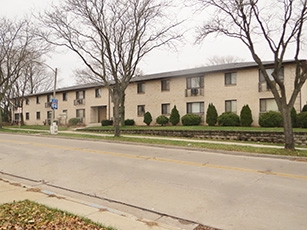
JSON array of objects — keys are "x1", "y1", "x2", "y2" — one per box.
[{"x1": 51, "y1": 98, "x2": 58, "y2": 110}]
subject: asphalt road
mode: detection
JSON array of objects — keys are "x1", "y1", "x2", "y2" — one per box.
[{"x1": 0, "y1": 133, "x2": 306, "y2": 230}]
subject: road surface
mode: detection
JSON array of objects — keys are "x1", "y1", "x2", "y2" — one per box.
[{"x1": 0, "y1": 133, "x2": 306, "y2": 229}]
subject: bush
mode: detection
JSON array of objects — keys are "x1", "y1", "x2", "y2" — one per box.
[
  {"x1": 291, "y1": 107, "x2": 298, "y2": 128},
  {"x1": 156, "y1": 115, "x2": 169, "y2": 126},
  {"x1": 124, "y1": 119, "x2": 135, "y2": 126},
  {"x1": 259, "y1": 111, "x2": 283, "y2": 127},
  {"x1": 169, "y1": 105, "x2": 180, "y2": 126},
  {"x1": 217, "y1": 112, "x2": 240, "y2": 126},
  {"x1": 206, "y1": 103, "x2": 218, "y2": 126},
  {"x1": 143, "y1": 112, "x2": 152, "y2": 126},
  {"x1": 240, "y1": 105, "x2": 253, "y2": 127},
  {"x1": 296, "y1": 112, "x2": 307, "y2": 128},
  {"x1": 302, "y1": 104, "x2": 307, "y2": 112},
  {"x1": 181, "y1": 114, "x2": 202, "y2": 126},
  {"x1": 69, "y1": 118, "x2": 81, "y2": 126},
  {"x1": 101, "y1": 119, "x2": 113, "y2": 126}
]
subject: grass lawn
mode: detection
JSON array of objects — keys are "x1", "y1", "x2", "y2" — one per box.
[
  {"x1": 2, "y1": 125, "x2": 307, "y2": 157},
  {"x1": 0, "y1": 200, "x2": 115, "y2": 230}
]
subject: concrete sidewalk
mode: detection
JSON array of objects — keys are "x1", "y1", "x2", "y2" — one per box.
[{"x1": 0, "y1": 178, "x2": 181, "y2": 230}]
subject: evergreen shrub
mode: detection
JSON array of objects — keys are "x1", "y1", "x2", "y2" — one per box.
[
  {"x1": 124, "y1": 119, "x2": 135, "y2": 126},
  {"x1": 240, "y1": 105, "x2": 253, "y2": 126},
  {"x1": 156, "y1": 115, "x2": 169, "y2": 126},
  {"x1": 291, "y1": 107, "x2": 297, "y2": 128},
  {"x1": 101, "y1": 119, "x2": 113, "y2": 126},
  {"x1": 217, "y1": 112, "x2": 240, "y2": 126},
  {"x1": 259, "y1": 111, "x2": 283, "y2": 127},
  {"x1": 206, "y1": 103, "x2": 218, "y2": 126},
  {"x1": 169, "y1": 105, "x2": 180, "y2": 126},
  {"x1": 302, "y1": 104, "x2": 307, "y2": 112},
  {"x1": 181, "y1": 114, "x2": 201, "y2": 126},
  {"x1": 143, "y1": 112, "x2": 152, "y2": 126},
  {"x1": 296, "y1": 112, "x2": 307, "y2": 128}
]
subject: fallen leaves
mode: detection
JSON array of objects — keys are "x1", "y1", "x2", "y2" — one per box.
[{"x1": 0, "y1": 200, "x2": 114, "y2": 230}]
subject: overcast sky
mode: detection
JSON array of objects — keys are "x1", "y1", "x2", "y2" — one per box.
[{"x1": 0, "y1": 0, "x2": 291, "y2": 87}]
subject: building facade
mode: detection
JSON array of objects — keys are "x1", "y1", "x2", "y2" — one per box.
[{"x1": 16, "y1": 61, "x2": 307, "y2": 126}]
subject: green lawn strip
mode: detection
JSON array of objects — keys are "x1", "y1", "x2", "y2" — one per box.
[
  {"x1": 2, "y1": 126, "x2": 307, "y2": 157},
  {"x1": 0, "y1": 200, "x2": 115, "y2": 230},
  {"x1": 57, "y1": 132, "x2": 307, "y2": 157}
]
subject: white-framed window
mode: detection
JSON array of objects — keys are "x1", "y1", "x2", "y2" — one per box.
[
  {"x1": 137, "y1": 105, "x2": 145, "y2": 116},
  {"x1": 225, "y1": 100, "x2": 237, "y2": 113},
  {"x1": 76, "y1": 109, "x2": 85, "y2": 118},
  {"x1": 36, "y1": 111, "x2": 40, "y2": 120},
  {"x1": 225, "y1": 72, "x2": 237, "y2": 85},
  {"x1": 161, "y1": 103, "x2": 170, "y2": 115},
  {"x1": 186, "y1": 76, "x2": 204, "y2": 89},
  {"x1": 161, "y1": 79, "x2": 170, "y2": 91},
  {"x1": 76, "y1": 90, "x2": 85, "y2": 99},
  {"x1": 259, "y1": 67, "x2": 284, "y2": 82},
  {"x1": 260, "y1": 98, "x2": 278, "y2": 113},
  {"x1": 36, "y1": 96, "x2": 40, "y2": 104},
  {"x1": 187, "y1": 102, "x2": 204, "y2": 114},
  {"x1": 137, "y1": 83, "x2": 145, "y2": 94},
  {"x1": 95, "y1": 88, "x2": 101, "y2": 98}
]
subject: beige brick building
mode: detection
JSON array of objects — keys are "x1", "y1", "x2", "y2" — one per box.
[{"x1": 16, "y1": 61, "x2": 307, "y2": 126}]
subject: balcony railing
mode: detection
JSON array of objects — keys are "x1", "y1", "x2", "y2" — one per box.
[
  {"x1": 45, "y1": 102, "x2": 52, "y2": 108},
  {"x1": 185, "y1": 88, "x2": 204, "y2": 97},
  {"x1": 74, "y1": 98, "x2": 85, "y2": 105}
]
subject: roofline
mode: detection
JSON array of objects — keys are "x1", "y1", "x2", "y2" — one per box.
[{"x1": 25, "y1": 59, "x2": 303, "y2": 97}]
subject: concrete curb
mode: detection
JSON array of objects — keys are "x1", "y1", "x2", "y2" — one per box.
[{"x1": 0, "y1": 178, "x2": 182, "y2": 230}]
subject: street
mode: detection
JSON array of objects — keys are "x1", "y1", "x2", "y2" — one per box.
[{"x1": 0, "y1": 133, "x2": 306, "y2": 230}]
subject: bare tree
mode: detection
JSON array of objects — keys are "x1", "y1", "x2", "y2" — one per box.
[
  {"x1": 39, "y1": 0, "x2": 182, "y2": 137},
  {"x1": 197, "y1": 0, "x2": 307, "y2": 150},
  {"x1": 207, "y1": 55, "x2": 244, "y2": 65},
  {"x1": 0, "y1": 17, "x2": 49, "y2": 128}
]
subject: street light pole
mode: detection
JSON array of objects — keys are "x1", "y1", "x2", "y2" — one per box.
[{"x1": 52, "y1": 68, "x2": 58, "y2": 125}]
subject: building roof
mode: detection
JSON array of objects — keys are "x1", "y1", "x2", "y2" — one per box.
[{"x1": 28, "y1": 60, "x2": 298, "y2": 96}]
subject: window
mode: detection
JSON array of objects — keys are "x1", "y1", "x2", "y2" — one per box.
[
  {"x1": 25, "y1": 98, "x2": 29, "y2": 105},
  {"x1": 26, "y1": 112, "x2": 29, "y2": 120},
  {"x1": 63, "y1": 92, "x2": 67, "y2": 101},
  {"x1": 36, "y1": 96, "x2": 40, "y2": 104},
  {"x1": 225, "y1": 72, "x2": 237, "y2": 85},
  {"x1": 47, "y1": 111, "x2": 52, "y2": 120},
  {"x1": 225, "y1": 100, "x2": 237, "y2": 113},
  {"x1": 76, "y1": 109, "x2": 85, "y2": 118},
  {"x1": 186, "y1": 76, "x2": 204, "y2": 89},
  {"x1": 260, "y1": 98, "x2": 278, "y2": 113},
  {"x1": 137, "y1": 83, "x2": 145, "y2": 94},
  {"x1": 47, "y1": 94, "x2": 52, "y2": 102},
  {"x1": 259, "y1": 67, "x2": 284, "y2": 82},
  {"x1": 76, "y1": 90, "x2": 85, "y2": 99},
  {"x1": 137, "y1": 105, "x2": 145, "y2": 116},
  {"x1": 187, "y1": 102, "x2": 204, "y2": 114},
  {"x1": 161, "y1": 80, "x2": 170, "y2": 91},
  {"x1": 162, "y1": 103, "x2": 170, "y2": 115},
  {"x1": 95, "y1": 88, "x2": 101, "y2": 98},
  {"x1": 36, "y1": 112, "x2": 40, "y2": 120}
]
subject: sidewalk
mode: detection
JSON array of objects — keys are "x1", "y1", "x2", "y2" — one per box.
[
  {"x1": 0, "y1": 178, "x2": 183, "y2": 230},
  {"x1": 7, "y1": 127, "x2": 307, "y2": 151}
]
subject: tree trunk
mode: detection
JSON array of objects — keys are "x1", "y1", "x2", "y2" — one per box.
[
  {"x1": 120, "y1": 93, "x2": 125, "y2": 126},
  {"x1": 112, "y1": 89, "x2": 121, "y2": 137},
  {"x1": 282, "y1": 106, "x2": 295, "y2": 150},
  {"x1": 0, "y1": 108, "x2": 2, "y2": 129}
]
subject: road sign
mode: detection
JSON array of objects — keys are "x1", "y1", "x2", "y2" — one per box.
[{"x1": 51, "y1": 98, "x2": 58, "y2": 110}]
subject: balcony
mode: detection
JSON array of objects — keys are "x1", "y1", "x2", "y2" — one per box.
[
  {"x1": 185, "y1": 88, "x2": 204, "y2": 97},
  {"x1": 45, "y1": 102, "x2": 52, "y2": 108},
  {"x1": 74, "y1": 98, "x2": 85, "y2": 105}
]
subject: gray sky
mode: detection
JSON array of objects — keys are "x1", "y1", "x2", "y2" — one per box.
[{"x1": 0, "y1": 0, "x2": 292, "y2": 87}]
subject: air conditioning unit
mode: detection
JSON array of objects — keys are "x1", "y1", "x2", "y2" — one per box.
[{"x1": 191, "y1": 88, "x2": 198, "y2": 95}]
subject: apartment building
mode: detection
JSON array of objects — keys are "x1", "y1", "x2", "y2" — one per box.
[{"x1": 17, "y1": 60, "x2": 307, "y2": 126}]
